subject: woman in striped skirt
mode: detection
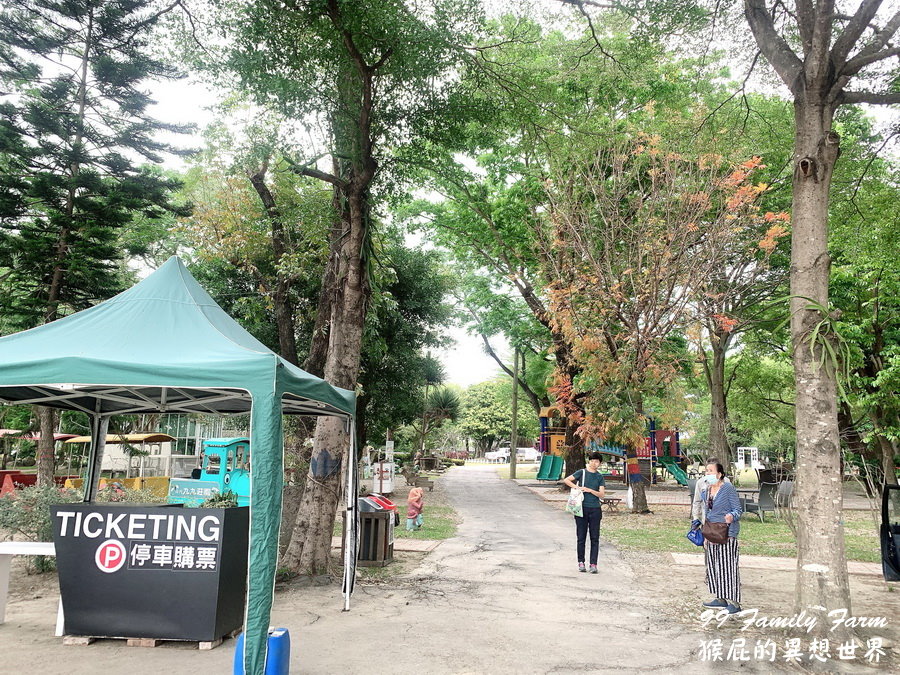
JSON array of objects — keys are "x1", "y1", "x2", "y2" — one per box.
[{"x1": 699, "y1": 460, "x2": 743, "y2": 613}]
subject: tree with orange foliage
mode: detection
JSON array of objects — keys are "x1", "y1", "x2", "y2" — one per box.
[
  {"x1": 689, "y1": 161, "x2": 791, "y2": 466},
  {"x1": 540, "y1": 137, "x2": 783, "y2": 512}
]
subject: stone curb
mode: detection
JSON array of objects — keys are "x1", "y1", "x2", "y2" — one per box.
[
  {"x1": 330, "y1": 536, "x2": 441, "y2": 552},
  {"x1": 670, "y1": 552, "x2": 883, "y2": 577}
]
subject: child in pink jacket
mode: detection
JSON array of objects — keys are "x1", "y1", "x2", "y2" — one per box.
[{"x1": 406, "y1": 487, "x2": 424, "y2": 531}]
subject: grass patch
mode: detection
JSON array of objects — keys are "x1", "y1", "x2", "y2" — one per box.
[
  {"x1": 395, "y1": 505, "x2": 458, "y2": 540},
  {"x1": 732, "y1": 468, "x2": 759, "y2": 487},
  {"x1": 495, "y1": 465, "x2": 539, "y2": 480},
  {"x1": 601, "y1": 506, "x2": 880, "y2": 563},
  {"x1": 333, "y1": 505, "x2": 459, "y2": 540}
]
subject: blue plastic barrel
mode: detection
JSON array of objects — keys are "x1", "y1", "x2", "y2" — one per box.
[{"x1": 233, "y1": 627, "x2": 291, "y2": 675}]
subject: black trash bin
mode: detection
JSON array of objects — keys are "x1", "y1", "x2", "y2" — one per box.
[{"x1": 357, "y1": 497, "x2": 394, "y2": 567}]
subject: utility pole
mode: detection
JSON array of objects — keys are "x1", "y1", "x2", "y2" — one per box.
[
  {"x1": 510, "y1": 346, "x2": 519, "y2": 480},
  {"x1": 419, "y1": 380, "x2": 429, "y2": 454}
]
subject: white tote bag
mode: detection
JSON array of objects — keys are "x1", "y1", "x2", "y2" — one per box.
[
  {"x1": 565, "y1": 469, "x2": 586, "y2": 517},
  {"x1": 565, "y1": 488, "x2": 584, "y2": 516}
]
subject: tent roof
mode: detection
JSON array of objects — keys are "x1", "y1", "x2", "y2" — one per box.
[{"x1": 0, "y1": 256, "x2": 355, "y2": 417}]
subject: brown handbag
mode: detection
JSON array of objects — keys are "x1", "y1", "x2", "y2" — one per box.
[{"x1": 701, "y1": 520, "x2": 730, "y2": 544}]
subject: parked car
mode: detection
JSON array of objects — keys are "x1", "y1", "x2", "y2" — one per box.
[{"x1": 485, "y1": 447, "x2": 541, "y2": 463}]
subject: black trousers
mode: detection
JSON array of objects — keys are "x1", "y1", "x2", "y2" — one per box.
[{"x1": 575, "y1": 506, "x2": 602, "y2": 564}]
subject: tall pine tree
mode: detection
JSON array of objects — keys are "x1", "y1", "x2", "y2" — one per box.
[{"x1": 0, "y1": 0, "x2": 190, "y2": 484}]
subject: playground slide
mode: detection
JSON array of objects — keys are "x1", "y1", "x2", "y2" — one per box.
[
  {"x1": 536, "y1": 455, "x2": 564, "y2": 481},
  {"x1": 658, "y1": 455, "x2": 688, "y2": 486}
]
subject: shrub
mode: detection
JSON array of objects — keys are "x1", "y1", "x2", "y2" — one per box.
[
  {"x1": 439, "y1": 457, "x2": 465, "y2": 467},
  {"x1": 94, "y1": 484, "x2": 166, "y2": 505},
  {"x1": 201, "y1": 490, "x2": 239, "y2": 508},
  {"x1": 19, "y1": 457, "x2": 36, "y2": 467},
  {"x1": 0, "y1": 482, "x2": 165, "y2": 573},
  {"x1": 0, "y1": 484, "x2": 81, "y2": 572}
]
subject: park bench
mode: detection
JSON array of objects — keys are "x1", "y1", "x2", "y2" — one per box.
[
  {"x1": 0, "y1": 541, "x2": 64, "y2": 636},
  {"x1": 399, "y1": 467, "x2": 434, "y2": 492},
  {"x1": 414, "y1": 476, "x2": 434, "y2": 492}
]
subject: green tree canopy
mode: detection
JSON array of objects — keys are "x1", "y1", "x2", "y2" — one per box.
[{"x1": 0, "y1": 0, "x2": 189, "y2": 329}]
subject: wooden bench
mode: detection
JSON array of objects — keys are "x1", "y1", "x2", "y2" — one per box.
[
  {"x1": 600, "y1": 498, "x2": 622, "y2": 512},
  {"x1": 0, "y1": 541, "x2": 64, "y2": 635},
  {"x1": 414, "y1": 477, "x2": 434, "y2": 492}
]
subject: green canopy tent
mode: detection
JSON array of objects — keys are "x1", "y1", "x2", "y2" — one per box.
[{"x1": 0, "y1": 256, "x2": 358, "y2": 674}]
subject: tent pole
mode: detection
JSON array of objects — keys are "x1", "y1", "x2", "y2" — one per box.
[
  {"x1": 342, "y1": 416, "x2": 357, "y2": 612},
  {"x1": 243, "y1": 393, "x2": 283, "y2": 675},
  {"x1": 84, "y1": 415, "x2": 110, "y2": 502}
]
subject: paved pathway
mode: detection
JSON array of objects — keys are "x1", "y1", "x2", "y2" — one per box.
[
  {"x1": 282, "y1": 465, "x2": 741, "y2": 674},
  {"x1": 0, "y1": 465, "x2": 791, "y2": 674}
]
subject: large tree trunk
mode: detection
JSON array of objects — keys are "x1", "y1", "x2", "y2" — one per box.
[
  {"x1": 629, "y1": 459, "x2": 650, "y2": 513},
  {"x1": 790, "y1": 101, "x2": 851, "y2": 620},
  {"x1": 875, "y1": 434, "x2": 895, "y2": 488},
  {"x1": 281, "y1": 186, "x2": 370, "y2": 575},
  {"x1": 562, "y1": 421, "x2": 584, "y2": 478},
  {"x1": 837, "y1": 402, "x2": 876, "y2": 495},
  {"x1": 628, "y1": 394, "x2": 651, "y2": 513},
  {"x1": 553, "y1": 341, "x2": 586, "y2": 479},
  {"x1": 36, "y1": 407, "x2": 57, "y2": 487}
]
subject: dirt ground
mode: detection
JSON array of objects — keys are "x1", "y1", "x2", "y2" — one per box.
[
  {"x1": 621, "y1": 547, "x2": 898, "y2": 670},
  {"x1": 1, "y1": 466, "x2": 898, "y2": 674}
]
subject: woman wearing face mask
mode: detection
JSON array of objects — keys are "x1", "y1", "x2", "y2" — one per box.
[
  {"x1": 699, "y1": 460, "x2": 743, "y2": 614},
  {"x1": 690, "y1": 456, "x2": 729, "y2": 525}
]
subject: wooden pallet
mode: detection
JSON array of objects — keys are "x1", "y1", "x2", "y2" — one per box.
[{"x1": 63, "y1": 627, "x2": 241, "y2": 650}]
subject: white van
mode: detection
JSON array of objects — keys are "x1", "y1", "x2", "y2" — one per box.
[
  {"x1": 515, "y1": 447, "x2": 541, "y2": 462},
  {"x1": 485, "y1": 447, "x2": 510, "y2": 462},
  {"x1": 486, "y1": 446, "x2": 540, "y2": 463}
]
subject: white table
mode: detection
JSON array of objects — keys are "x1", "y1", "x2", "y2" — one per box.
[{"x1": 0, "y1": 541, "x2": 64, "y2": 635}]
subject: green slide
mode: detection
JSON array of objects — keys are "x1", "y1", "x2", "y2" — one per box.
[
  {"x1": 536, "y1": 455, "x2": 564, "y2": 481},
  {"x1": 658, "y1": 455, "x2": 688, "y2": 486}
]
